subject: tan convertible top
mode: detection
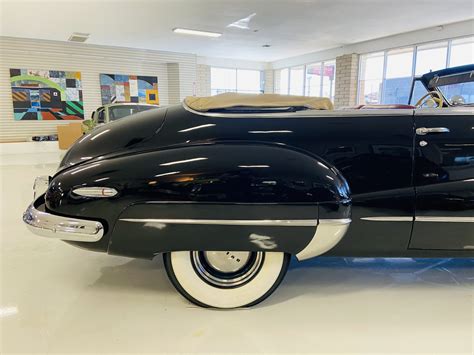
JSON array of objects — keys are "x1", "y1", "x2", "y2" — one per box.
[{"x1": 184, "y1": 93, "x2": 334, "y2": 112}]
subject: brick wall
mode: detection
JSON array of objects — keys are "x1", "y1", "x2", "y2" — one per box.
[
  {"x1": 196, "y1": 64, "x2": 211, "y2": 96},
  {"x1": 334, "y1": 54, "x2": 359, "y2": 108},
  {"x1": 264, "y1": 69, "x2": 274, "y2": 93}
]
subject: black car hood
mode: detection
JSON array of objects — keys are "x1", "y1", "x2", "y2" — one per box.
[{"x1": 59, "y1": 107, "x2": 167, "y2": 172}]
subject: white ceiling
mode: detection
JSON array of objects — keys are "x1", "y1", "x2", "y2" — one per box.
[{"x1": 1, "y1": 0, "x2": 473, "y2": 62}]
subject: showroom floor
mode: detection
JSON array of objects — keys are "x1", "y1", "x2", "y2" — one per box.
[{"x1": 1, "y1": 154, "x2": 473, "y2": 354}]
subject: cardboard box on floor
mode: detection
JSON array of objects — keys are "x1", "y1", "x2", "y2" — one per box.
[{"x1": 57, "y1": 122, "x2": 83, "y2": 150}]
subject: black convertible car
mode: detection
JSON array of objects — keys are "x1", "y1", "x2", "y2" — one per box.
[{"x1": 24, "y1": 65, "x2": 473, "y2": 308}]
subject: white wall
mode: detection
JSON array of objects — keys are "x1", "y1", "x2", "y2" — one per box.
[
  {"x1": 271, "y1": 19, "x2": 474, "y2": 69},
  {"x1": 0, "y1": 36, "x2": 197, "y2": 142}
]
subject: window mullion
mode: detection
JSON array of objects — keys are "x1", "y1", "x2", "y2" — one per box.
[
  {"x1": 320, "y1": 62, "x2": 324, "y2": 97},
  {"x1": 446, "y1": 40, "x2": 452, "y2": 68},
  {"x1": 302, "y1": 64, "x2": 306, "y2": 96},
  {"x1": 235, "y1": 69, "x2": 238, "y2": 93},
  {"x1": 380, "y1": 51, "x2": 388, "y2": 104},
  {"x1": 411, "y1": 45, "x2": 417, "y2": 79}
]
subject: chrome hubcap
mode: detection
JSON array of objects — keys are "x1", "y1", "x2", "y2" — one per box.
[
  {"x1": 204, "y1": 251, "x2": 251, "y2": 273},
  {"x1": 191, "y1": 251, "x2": 264, "y2": 288}
]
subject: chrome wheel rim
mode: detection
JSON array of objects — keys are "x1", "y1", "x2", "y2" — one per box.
[{"x1": 191, "y1": 251, "x2": 264, "y2": 288}]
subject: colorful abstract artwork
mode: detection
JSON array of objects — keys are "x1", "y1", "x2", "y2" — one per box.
[
  {"x1": 10, "y1": 69, "x2": 84, "y2": 120},
  {"x1": 99, "y1": 74, "x2": 159, "y2": 105}
]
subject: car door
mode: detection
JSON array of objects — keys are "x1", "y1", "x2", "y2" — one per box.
[{"x1": 410, "y1": 108, "x2": 474, "y2": 250}]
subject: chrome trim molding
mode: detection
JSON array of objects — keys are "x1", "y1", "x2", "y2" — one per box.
[
  {"x1": 23, "y1": 200, "x2": 104, "y2": 242},
  {"x1": 361, "y1": 216, "x2": 413, "y2": 222},
  {"x1": 414, "y1": 107, "x2": 474, "y2": 115},
  {"x1": 72, "y1": 187, "x2": 118, "y2": 197},
  {"x1": 416, "y1": 216, "x2": 474, "y2": 223},
  {"x1": 120, "y1": 218, "x2": 318, "y2": 227},
  {"x1": 361, "y1": 216, "x2": 474, "y2": 223},
  {"x1": 183, "y1": 102, "x2": 414, "y2": 119},
  {"x1": 296, "y1": 218, "x2": 351, "y2": 261}
]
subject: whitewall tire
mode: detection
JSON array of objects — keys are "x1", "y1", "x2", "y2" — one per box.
[{"x1": 164, "y1": 251, "x2": 290, "y2": 308}]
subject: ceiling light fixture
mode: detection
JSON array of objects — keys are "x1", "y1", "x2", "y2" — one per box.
[
  {"x1": 68, "y1": 32, "x2": 90, "y2": 43},
  {"x1": 262, "y1": 44, "x2": 271, "y2": 48},
  {"x1": 172, "y1": 28, "x2": 222, "y2": 38},
  {"x1": 227, "y1": 13, "x2": 256, "y2": 30}
]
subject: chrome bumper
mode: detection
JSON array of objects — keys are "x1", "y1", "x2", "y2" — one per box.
[{"x1": 23, "y1": 196, "x2": 104, "y2": 242}]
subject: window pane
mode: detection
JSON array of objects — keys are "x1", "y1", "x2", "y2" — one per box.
[
  {"x1": 382, "y1": 47, "x2": 413, "y2": 104},
  {"x1": 385, "y1": 47, "x2": 413, "y2": 79},
  {"x1": 278, "y1": 68, "x2": 289, "y2": 95},
  {"x1": 305, "y1": 62, "x2": 322, "y2": 97},
  {"x1": 450, "y1": 37, "x2": 474, "y2": 67},
  {"x1": 109, "y1": 106, "x2": 140, "y2": 120},
  {"x1": 289, "y1": 66, "x2": 304, "y2": 96},
  {"x1": 358, "y1": 52, "x2": 384, "y2": 104},
  {"x1": 211, "y1": 67, "x2": 236, "y2": 95},
  {"x1": 410, "y1": 80, "x2": 429, "y2": 105},
  {"x1": 321, "y1": 61, "x2": 336, "y2": 101},
  {"x1": 236, "y1": 69, "x2": 262, "y2": 94},
  {"x1": 415, "y1": 41, "x2": 448, "y2": 75},
  {"x1": 440, "y1": 82, "x2": 474, "y2": 105}
]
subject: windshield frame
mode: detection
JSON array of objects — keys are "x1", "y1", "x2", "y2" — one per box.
[{"x1": 409, "y1": 65, "x2": 474, "y2": 107}]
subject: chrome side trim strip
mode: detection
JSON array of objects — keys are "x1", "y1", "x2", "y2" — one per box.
[
  {"x1": 319, "y1": 218, "x2": 352, "y2": 225},
  {"x1": 416, "y1": 216, "x2": 474, "y2": 223},
  {"x1": 296, "y1": 218, "x2": 351, "y2": 261},
  {"x1": 23, "y1": 200, "x2": 104, "y2": 242},
  {"x1": 361, "y1": 216, "x2": 474, "y2": 223},
  {"x1": 361, "y1": 216, "x2": 413, "y2": 222},
  {"x1": 183, "y1": 102, "x2": 414, "y2": 118},
  {"x1": 414, "y1": 107, "x2": 474, "y2": 116},
  {"x1": 120, "y1": 218, "x2": 318, "y2": 227}
]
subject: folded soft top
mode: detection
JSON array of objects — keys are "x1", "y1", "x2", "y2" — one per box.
[{"x1": 184, "y1": 93, "x2": 334, "y2": 112}]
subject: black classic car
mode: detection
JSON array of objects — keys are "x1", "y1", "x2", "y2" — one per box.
[{"x1": 24, "y1": 65, "x2": 473, "y2": 308}]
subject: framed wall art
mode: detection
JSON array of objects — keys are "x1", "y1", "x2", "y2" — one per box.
[
  {"x1": 100, "y1": 73, "x2": 159, "y2": 105},
  {"x1": 10, "y1": 68, "x2": 83, "y2": 120}
]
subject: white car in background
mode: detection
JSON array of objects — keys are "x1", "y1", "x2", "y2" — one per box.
[{"x1": 91, "y1": 103, "x2": 159, "y2": 125}]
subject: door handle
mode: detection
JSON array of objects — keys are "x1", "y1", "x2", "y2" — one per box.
[{"x1": 416, "y1": 127, "x2": 450, "y2": 135}]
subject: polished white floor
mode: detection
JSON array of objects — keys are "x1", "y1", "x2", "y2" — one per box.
[{"x1": 1, "y1": 153, "x2": 473, "y2": 354}]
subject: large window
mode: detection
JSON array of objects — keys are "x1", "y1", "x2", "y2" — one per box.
[
  {"x1": 382, "y1": 47, "x2": 414, "y2": 104},
  {"x1": 415, "y1": 42, "x2": 448, "y2": 75},
  {"x1": 275, "y1": 60, "x2": 336, "y2": 101},
  {"x1": 211, "y1": 68, "x2": 263, "y2": 95},
  {"x1": 450, "y1": 37, "x2": 474, "y2": 67},
  {"x1": 358, "y1": 52, "x2": 384, "y2": 104},
  {"x1": 358, "y1": 36, "x2": 474, "y2": 105},
  {"x1": 289, "y1": 66, "x2": 304, "y2": 95}
]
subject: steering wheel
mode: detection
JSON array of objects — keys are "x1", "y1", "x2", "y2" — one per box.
[{"x1": 415, "y1": 91, "x2": 444, "y2": 108}]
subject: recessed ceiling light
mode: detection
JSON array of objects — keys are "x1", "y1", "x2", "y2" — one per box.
[
  {"x1": 172, "y1": 28, "x2": 222, "y2": 38},
  {"x1": 262, "y1": 44, "x2": 271, "y2": 48},
  {"x1": 68, "y1": 32, "x2": 90, "y2": 43}
]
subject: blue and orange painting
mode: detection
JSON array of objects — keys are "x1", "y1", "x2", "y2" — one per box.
[{"x1": 10, "y1": 69, "x2": 84, "y2": 120}]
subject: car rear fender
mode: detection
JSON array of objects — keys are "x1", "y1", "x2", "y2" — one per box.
[{"x1": 107, "y1": 143, "x2": 352, "y2": 259}]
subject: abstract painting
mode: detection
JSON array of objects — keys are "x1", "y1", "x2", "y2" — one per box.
[
  {"x1": 10, "y1": 69, "x2": 84, "y2": 120},
  {"x1": 100, "y1": 74, "x2": 159, "y2": 105}
]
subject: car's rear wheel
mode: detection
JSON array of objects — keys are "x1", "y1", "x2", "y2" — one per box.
[{"x1": 164, "y1": 251, "x2": 290, "y2": 308}]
